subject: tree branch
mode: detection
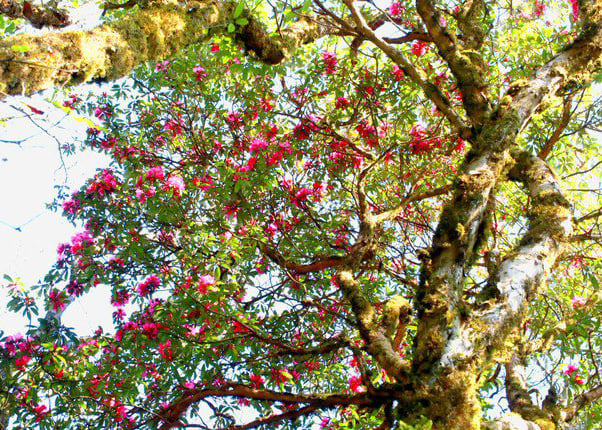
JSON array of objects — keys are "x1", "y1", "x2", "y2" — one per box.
[
  {"x1": 219, "y1": 404, "x2": 320, "y2": 430},
  {"x1": 562, "y1": 384, "x2": 602, "y2": 422},
  {"x1": 339, "y1": 0, "x2": 468, "y2": 134},
  {"x1": 261, "y1": 244, "x2": 345, "y2": 274},
  {"x1": 437, "y1": 152, "x2": 573, "y2": 372},
  {"x1": 412, "y1": 9, "x2": 601, "y2": 375},
  {"x1": 156, "y1": 382, "x2": 379, "y2": 430},
  {"x1": 538, "y1": 96, "x2": 573, "y2": 160},
  {"x1": 504, "y1": 355, "x2": 547, "y2": 420},
  {"x1": 0, "y1": 1, "x2": 333, "y2": 97},
  {"x1": 415, "y1": 0, "x2": 492, "y2": 128}
]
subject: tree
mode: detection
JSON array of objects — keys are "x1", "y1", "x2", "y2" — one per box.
[{"x1": 0, "y1": 0, "x2": 601, "y2": 429}]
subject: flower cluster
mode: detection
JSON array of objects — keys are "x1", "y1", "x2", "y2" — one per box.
[
  {"x1": 137, "y1": 275, "x2": 161, "y2": 297},
  {"x1": 322, "y1": 52, "x2": 337, "y2": 75},
  {"x1": 86, "y1": 170, "x2": 118, "y2": 197}
]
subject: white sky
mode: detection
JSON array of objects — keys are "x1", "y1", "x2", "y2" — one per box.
[
  {"x1": 0, "y1": 91, "x2": 113, "y2": 338},
  {"x1": 0, "y1": 2, "x2": 112, "y2": 339}
]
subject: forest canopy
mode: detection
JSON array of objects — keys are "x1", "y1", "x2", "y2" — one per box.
[{"x1": 0, "y1": 1, "x2": 601, "y2": 429}]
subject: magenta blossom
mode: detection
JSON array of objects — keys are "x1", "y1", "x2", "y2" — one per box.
[{"x1": 198, "y1": 274, "x2": 216, "y2": 295}]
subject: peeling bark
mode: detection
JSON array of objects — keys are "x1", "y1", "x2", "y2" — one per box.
[{"x1": 406, "y1": 6, "x2": 600, "y2": 426}]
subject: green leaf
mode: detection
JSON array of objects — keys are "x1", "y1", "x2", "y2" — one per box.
[
  {"x1": 235, "y1": 18, "x2": 249, "y2": 26},
  {"x1": 228, "y1": 23, "x2": 236, "y2": 33},
  {"x1": 11, "y1": 44, "x2": 30, "y2": 53},
  {"x1": 233, "y1": 2, "x2": 244, "y2": 19}
]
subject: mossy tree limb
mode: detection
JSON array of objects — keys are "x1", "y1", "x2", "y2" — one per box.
[
  {"x1": 405, "y1": 7, "x2": 600, "y2": 426},
  {"x1": 415, "y1": 0, "x2": 492, "y2": 128},
  {"x1": 0, "y1": 1, "x2": 333, "y2": 97}
]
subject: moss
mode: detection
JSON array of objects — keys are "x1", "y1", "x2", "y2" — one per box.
[{"x1": 534, "y1": 418, "x2": 556, "y2": 430}]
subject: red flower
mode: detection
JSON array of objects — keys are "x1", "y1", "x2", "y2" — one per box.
[
  {"x1": 158, "y1": 340, "x2": 174, "y2": 362},
  {"x1": 348, "y1": 375, "x2": 365, "y2": 393},
  {"x1": 15, "y1": 355, "x2": 30, "y2": 370},
  {"x1": 249, "y1": 374, "x2": 264, "y2": 389},
  {"x1": 335, "y1": 97, "x2": 350, "y2": 109},
  {"x1": 34, "y1": 405, "x2": 48, "y2": 422}
]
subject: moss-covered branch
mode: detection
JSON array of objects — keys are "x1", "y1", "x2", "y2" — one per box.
[
  {"x1": 415, "y1": 0, "x2": 492, "y2": 128},
  {"x1": 0, "y1": 0, "x2": 332, "y2": 97},
  {"x1": 412, "y1": 6, "x2": 601, "y2": 377}
]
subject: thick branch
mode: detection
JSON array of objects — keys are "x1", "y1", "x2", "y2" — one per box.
[
  {"x1": 335, "y1": 216, "x2": 410, "y2": 382},
  {"x1": 0, "y1": 1, "x2": 331, "y2": 97},
  {"x1": 562, "y1": 384, "x2": 602, "y2": 422},
  {"x1": 413, "y1": 11, "x2": 601, "y2": 375},
  {"x1": 156, "y1": 382, "x2": 378, "y2": 430},
  {"x1": 436, "y1": 152, "x2": 573, "y2": 372},
  {"x1": 261, "y1": 245, "x2": 344, "y2": 274},
  {"x1": 504, "y1": 355, "x2": 547, "y2": 420},
  {"x1": 220, "y1": 404, "x2": 319, "y2": 430}
]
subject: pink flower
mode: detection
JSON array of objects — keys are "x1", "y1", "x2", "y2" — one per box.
[
  {"x1": 322, "y1": 52, "x2": 337, "y2": 75},
  {"x1": 575, "y1": 378, "x2": 585, "y2": 385},
  {"x1": 33, "y1": 404, "x2": 48, "y2": 422},
  {"x1": 249, "y1": 138, "x2": 268, "y2": 152},
  {"x1": 320, "y1": 417, "x2": 331, "y2": 429},
  {"x1": 137, "y1": 275, "x2": 161, "y2": 297},
  {"x1": 87, "y1": 169, "x2": 118, "y2": 196},
  {"x1": 15, "y1": 355, "x2": 30, "y2": 370},
  {"x1": 568, "y1": 0, "x2": 579, "y2": 21},
  {"x1": 71, "y1": 231, "x2": 94, "y2": 254},
  {"x1": 49, "y1": 290, "x2": 66, "y2": 312},
  {"x1": 166, "y1": 175, "x2": 185, "y2": 193},
  {"x1": 226, "y1": 112, "x2": 244, "y2": 129},
  {"x1": 563, "y1": 364, "x2": 579, "y2": 376},
  {"x1": 348, "y1": 375, "x2": 365, "y2": 393},
  {"x1": 193, "y1": 66, "x2": 206, "y2": 81},
  {"x1": 183, "y1": 381, "x2": 196, "y2": 390},
  {"x1": 411, "y1": 40, "x2": 428, "y2": 57},
  {"x1": 158, "y1": 340, "x2": 173, "y2": 362},
  {"x1": 198, "y1": 274, "x2": 216, "y2": 295},
  {"x1": 62, "y1": 198, "x2": 79, "y2": 215},
  {"x1": 335, "y1": 97, "x2": 350, "y2": 109},
  {"x1": 210, "y1": 43, "x2": 219, "y2": 53},
  {"x1": 164, "y1": 119, "x2": 183, "y2": 137},
  {"x1": 389, "y1": 3, "x2": 402, "y2": 16},
  {"x1": 571, "y1": 296, "x2": 586, "y2": 309},
  {"x1": 146, "y1": 166, "x2": 165, "y2": 181},
  {"x1": 392, "y1": 65, "x2": 404, "y2": 81},
  {"x1": 249, "y1": 374, "x2": 264, "y2": 388},
  {"x1": 154, "y1": 60, "x2": 169, "y2": 73}
]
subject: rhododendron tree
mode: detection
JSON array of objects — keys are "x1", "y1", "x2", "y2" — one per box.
[{"x1": 1, "y1": 1, "x2": 601, "y2": 429}]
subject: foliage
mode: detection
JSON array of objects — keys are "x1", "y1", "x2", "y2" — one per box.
[{"x1": 0, "y1": 1, "x2": 601, "y2": 429}]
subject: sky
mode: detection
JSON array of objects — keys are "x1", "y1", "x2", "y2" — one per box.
[
  {"x1": 0, "y1": 89, "x2": 114, "y2": 338},
  {"x1": 0, "y1": 2, "x2": 116, "y2": 339}
]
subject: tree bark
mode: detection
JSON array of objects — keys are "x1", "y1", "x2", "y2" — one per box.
[
  {"x1": 0, "y1": 0, "x2": 331, "y2": 97},
  {"x1": 404, "y1": 1, "x2": 601, "y2": 426}
]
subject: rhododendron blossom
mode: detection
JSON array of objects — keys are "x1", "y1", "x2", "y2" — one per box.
[
  {"x1": 197, "y1": 274, "x2": 216, "y2": 295},
  {"x1": 3, "y1": 1, "x2": 600, "y2": 428}
]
